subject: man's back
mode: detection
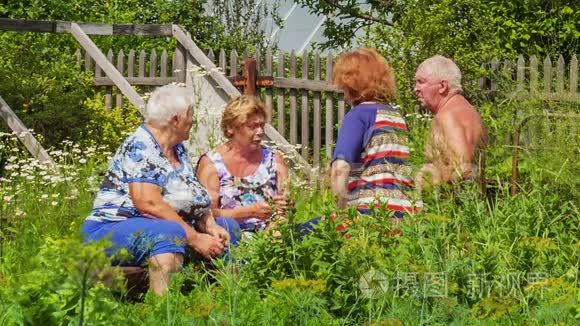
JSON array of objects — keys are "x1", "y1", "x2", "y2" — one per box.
[{"x1": 425, "y1": 95, "x2": 484, "y2": 180}]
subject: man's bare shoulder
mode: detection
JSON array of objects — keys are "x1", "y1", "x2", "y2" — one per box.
[{"x1": 438, "y1": 97, "x2": 481, "y2": 124}]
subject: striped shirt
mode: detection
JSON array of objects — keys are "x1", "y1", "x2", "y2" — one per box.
[{"x1": 332, "y1": 103, "x2": 422, "y2": 217}]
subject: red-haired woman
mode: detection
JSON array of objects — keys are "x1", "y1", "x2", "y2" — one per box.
[{"x1": 330, "y1": 48, "x2": 422, "y2": 223}]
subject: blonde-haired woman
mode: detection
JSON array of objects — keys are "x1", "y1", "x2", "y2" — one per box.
[{"x1": 196, "y1": 95, "x2": 289, "y2": 245}]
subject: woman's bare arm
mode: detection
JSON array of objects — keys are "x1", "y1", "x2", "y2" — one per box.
[
  {"x1": 331, "y1": 159, "x2": 351, "y2": 209},
  {"x1": 128, "y1": 182, "x2": 225, "y2": 258}
]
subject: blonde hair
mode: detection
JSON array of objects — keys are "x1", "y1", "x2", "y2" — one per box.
[
  {"x1": 221, "y1": 95, "x2": 267, "y2": 138},
  {"x1": 333, "y1": 48, "x2": 396, "y2": 105}
]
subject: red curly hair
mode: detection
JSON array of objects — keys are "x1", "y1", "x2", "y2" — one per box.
[{"x1": 332, "y1": 48, "x2": 396, "y2": 105}]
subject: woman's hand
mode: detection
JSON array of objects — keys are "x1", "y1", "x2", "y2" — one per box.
[
  {"x1": 250, "y1": 202, "x2": 272, "y2": 220},
  {"x1": 206, "y1": 223, "x2": 230, "y2": 246},
  {"x1": 272, "y1": 195, "x2": 290, "y2": 217},
  {"x1": 187, "y1": 232, "x2": 225, "y2": 259}
]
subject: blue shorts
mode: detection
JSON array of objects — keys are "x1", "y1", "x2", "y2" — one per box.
[{"x1": 82, "y1": 217, "x2": 187, "y2": 266}]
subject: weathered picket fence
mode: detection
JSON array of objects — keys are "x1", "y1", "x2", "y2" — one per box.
[
  {"x1": 75, "y1": 48, "x2": 186, "y2": 111},
  {"x1": 77, "y1": 48, "x2": 579, "y2": 166},
  {"x1": 215, "y1": 48, "x2": 346, "y2": 166},
  {"x1": 481, "y1": 54, "x2": 578, "y2": 99},
  {"x1": 76, "y1": 47, "x2": 346, "y2": 166}
]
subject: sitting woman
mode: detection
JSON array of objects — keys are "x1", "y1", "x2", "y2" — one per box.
[
  {"x1": 82, "y1": 84, "x2": 229, "y2": 295},
  {"x1": 196, "y1": 95, "x2": 288, "y2": 246},
  {"x1": 330, "y1": 48, "x2": 422, "y2": 222}
]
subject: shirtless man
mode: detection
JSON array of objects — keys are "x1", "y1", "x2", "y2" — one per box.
[{"x1": 414, "y1": 55, "x2": 485, "y2": 191}]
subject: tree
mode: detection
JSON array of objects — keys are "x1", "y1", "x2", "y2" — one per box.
[
  {"x1": 296, "y1": 0, "x2": 579, "y2": 105},
  {"x1": 206, "y1": 0, "x2": 281, "y2": 53},
  {"x1": 0, "y1": 0, "x2": 278, "y2": 147}
]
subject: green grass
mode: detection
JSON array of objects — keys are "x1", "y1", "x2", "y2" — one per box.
[{"x1": 0, "y1": 109, "x2": 578, "y2": 325}]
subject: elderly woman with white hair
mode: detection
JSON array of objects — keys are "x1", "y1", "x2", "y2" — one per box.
[{"x1": 81, "y1": 84, "x2": 229, "y2": 295}]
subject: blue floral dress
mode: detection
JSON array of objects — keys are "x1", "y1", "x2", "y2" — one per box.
[
  {"x1": 82, "y1": 125, "x2": 211, "y2": 265},
  {"x1": 87, "y1": 125, "x2": 211, "y2": 224},
  {"x1": 205, "y1": 146, "x2": 278, "y2": 231}
]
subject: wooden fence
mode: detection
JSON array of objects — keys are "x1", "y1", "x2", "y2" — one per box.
[
  {"x1": 76, "y1": 47, "x2": 346, "y2": 166},
  {"x1": 77, "y1": 48, "x2": 579, "y2": 165},
  {"x1": 481, "y1": 54, "x2": 578, "y2": 99},
  {"x1": 213, "y1": 48, "x2": 346, "y2": 166}
]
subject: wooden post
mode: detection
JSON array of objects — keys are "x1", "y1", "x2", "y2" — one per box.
[
  {"x1": 116, "y1": 50, "x2": 125, "y2": 109},
  {"x1": 301, "y1": 50, "x2": 309, "y2": 160},
  {"x1": 313, "y1": 52, "x2": 321, "y2": 166},
  {"x1": 570, "y1": 55, "x2": 578, "y2": 95},
  {"x1": 160, "y1": 50, "x2": 168, "y2": 78},
  {"x1": 149, "y1": 49, "x2": 157, "y2": 78},
  {"x1": 172, "y1": 45, "x2": 185, "y2": 83},
  {"x1": 325, "y1": 52, "x2": 334, "y2": 160},
  {"x1": 69, "y1": 23, "x2": 145, "y2": 112},
  {"x1": 264, "y1": 48, "x2": 273, "y2": 123},
  {"x1": 230, "y1": 49, "x2": 238, "y2": 80},
  {"x1": 516, "y1": 55, "x2": 525, "y2": 93},
  {"x1": 277, "y1": 50, "x2": 286, "y2": 136},
  {"x1": 105, "y1": 49, "x2": 114, "y2": 111},
  {"x1": 218, "y1": 49, "x2": 227, "y2": 73},
  {"x1": 556, "y1": 55, "x2": 565, "y2": 94},
  {"x1": 243, "y1": 58, "x2": 257, "y2": 96},
  {"x1": 289, "y1": 50, "x2": 297, "y2": 145},
  {"x1": 530, "y1": 55, "x2": 538, "y2": 94},
  {"x1": 0, "y1": 95, "x2": 53, "y2": 165},
  {"x1": 543, "y1": 55, "x2": 552, "y2": 96},
  {"x1": 490, "y1": 57, "x2": 500, "y2": 97}
]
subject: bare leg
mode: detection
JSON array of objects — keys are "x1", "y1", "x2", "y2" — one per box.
[{"x1": 148, "y1": 252, "x2": 184, "y2": 295}]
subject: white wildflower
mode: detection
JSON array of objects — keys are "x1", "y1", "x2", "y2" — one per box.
[
  {"x1": 11, "y1": 148, "x2": 18, "y2": 152},
  {"x1": 79, "y1": 158, "x2": 87, "y2": 164},
  {"x1": 51, "y1": 201, "x2": 58, "y2": 206},
  {"x1": 41, "y1": 194, "x2": 49, "y2": 199},
  {"x1": 3, "y1": 195, "x2": 13, "y2": 202}
]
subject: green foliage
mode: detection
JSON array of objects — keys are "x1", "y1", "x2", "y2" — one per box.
[
  {"x1": 0, "y1": 0, "x2": 278, "y2": 150},
  {"x1": 296, "y1": 0, "x2": 579, "y2": 113},
  {"x1": 82, "y1": 95, "x2": 142, "y2": 151},
  {"x1": 206, "y1": 0, "x2": 281, "y2": 53},
  {"x1": 0, "y1": 237, "x2": 128, "y2": 325},
  {"x1": 1, "y1": 108, "x2": 579, "y2": 323},
  {"x1": 0, "y1": 2, "x2": 578, "y2": 322}
]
